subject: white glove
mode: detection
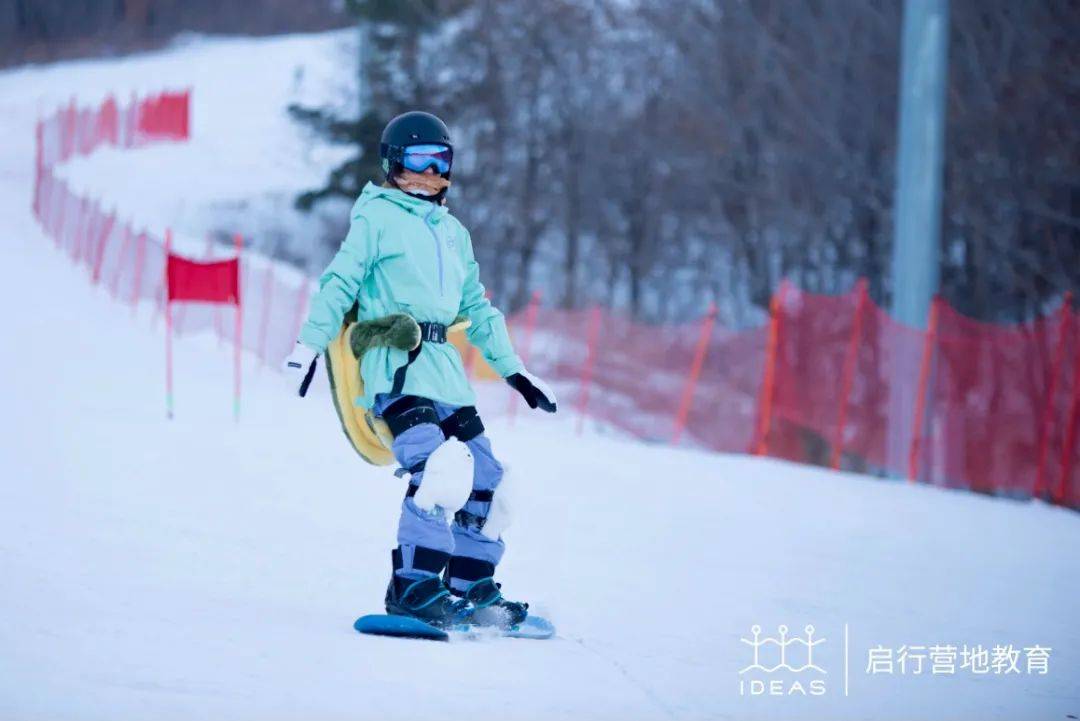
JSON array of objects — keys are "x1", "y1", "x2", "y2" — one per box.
[{"x1": 283, "y1": 341, "x2": 320, "y2": 397}]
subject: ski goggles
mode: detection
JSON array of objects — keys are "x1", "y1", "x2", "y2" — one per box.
[{"x1": 401, "y1": 144, "x2": 453, "y2": 174}]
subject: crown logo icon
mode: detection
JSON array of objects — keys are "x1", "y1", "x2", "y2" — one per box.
[{"x1": 740, "y1": 624, "x2": 827, "y2": 674}]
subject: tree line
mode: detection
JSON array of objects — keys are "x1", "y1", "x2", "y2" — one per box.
[
  {"x1": 9, "y1": 0, "x2": 1076, "y2": 326},
  {"x1": 294, "y1": 0, "x2": 1078, "y2": 327}
]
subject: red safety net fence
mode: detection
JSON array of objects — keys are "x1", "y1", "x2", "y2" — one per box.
[
  {"x1": 507, "y1": 281, "x2": 1079, "y2": 510},
  {"x1": 32, "y1": 94, "x2": 1079, "y2": 511},
  {"x1": 32, "y1": 91, "x2": 313, "y2": 371},
  {"x1": 927, "y1": 299, "x2": 1080, "y2": 503},
  {"x1": 33, "y1": 91, "x2": 192, "y2": 315}
]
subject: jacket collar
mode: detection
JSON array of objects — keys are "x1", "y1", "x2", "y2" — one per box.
[{"x1": 360, "y1": 182, "x2": 449, "y2": 224}]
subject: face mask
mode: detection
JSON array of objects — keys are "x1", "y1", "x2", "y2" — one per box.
[{"x1": 394, "y1": 169, "x2": 451, "y2": 197}]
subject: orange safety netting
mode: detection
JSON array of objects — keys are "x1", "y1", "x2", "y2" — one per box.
[
  {"x1": 749, "y1": 283, "x2": 1079, "y2": 507},
  {"x1": 501, "y1": 283, "x2": 1079, "y2": 510}
]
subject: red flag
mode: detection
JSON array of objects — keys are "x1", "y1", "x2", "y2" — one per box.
[
  {"x1": 166, "y1": 254, "x2": 239, "y2": 305},
  {"x1": 137, "y1": 91, "x2": 190, "y2": 141},
  {"x1": 163, "y1": 231, "x2": 244, "y2": 421}
]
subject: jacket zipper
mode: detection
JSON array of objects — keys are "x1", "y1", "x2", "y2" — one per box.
[{"x1": 424, "y1": 206, "x2": 445, "y2": 296}]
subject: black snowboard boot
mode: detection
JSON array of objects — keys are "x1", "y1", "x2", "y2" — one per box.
[
  {"x1": 453, "y1": 577, "x2": 529, "y2": 629},
  {"x1": 384, "y1": 574, "x2": 470, "y2": 628},
  {"x1": 444, "y1": 555, "x2": 528, "y2": 628}
]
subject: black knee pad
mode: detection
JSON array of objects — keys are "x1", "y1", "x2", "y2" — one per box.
[{"x1": 382, "y1": 395, "x2": 440, "y2": 437}]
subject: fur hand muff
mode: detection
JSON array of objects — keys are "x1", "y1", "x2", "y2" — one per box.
[
  {"x1": 349, "y1": 314, "x2": 421, "y2": 358},
  {"x1": 347, "y1": 313, "x2": 471, "y2": 360}
]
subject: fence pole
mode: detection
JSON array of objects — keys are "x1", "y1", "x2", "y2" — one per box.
[
  {"x1": 831, "y1": 279, "x2": 870, "y2": 470},
  {"x1": 234, "y1": 234, "x2": 244, "y2": 422},
  {"x1": 83, "y1": 201, "x2": 94, "y2": 267},
  {"x1": 68, "y1": 190, "x2": 78, "y2": 255},
  {"x1": 46, "y1": 176, "x2": 56, "y2": 238},
  {"x1": 62, "y1": 187, "x2": 72, "y2": 251},
  {"x1": 1055, "y1": 313, "x2": 1080, "y2": 506},
  {"x1": 42, "y1": 172, "x2": 52, "y2": 233},
  {"x1": 908, "y1": 296, "x2": 942, "y2": 482},
  {"x1": 672, "y1": 302, "x2": 718, "y2": 445},
  {"x1": 131, "y1": 231, "x2": 146, "y2": 314},
  {"x1": 753, "y1": 281, "x2": 788, "y2": 456},
  {"x1": 59, "y1": 187, "x2": 68, "y2": 251},
  {"x1": 1036, "y1": 294, "x2": 1073, "y2": 499},
  {"x1": 90, "y1": 203, "x2": 103, "y2": 273},
  {"x1": 206, "y1": 234, "x2": 225, "y2": 346},
  {"x1": 180, "y1": 88, "x2": 192, "y2": 139},
  {"x1": 62, "y1": 97, "x2": 75, "y2": 162},
  {"x1": 91, "y1": 210, "x2": 115, "y2": 285},
  {"x1": 78, "y1": 199, "x2": 86, "y2": 259},
  {"x1": 576, "y1": 305, "x2": 603, "y2": 436},
  {"x1": 258, "y1": 263, "x2": 274, "y2": 366},
  {"x1": 71, "y1": 198, "x2": 83, "y2": 262},
  {"x1": 508, "y1": 291, "x2": 542, "y2": 426},
  {"x1": 110, "y1": 223, "x2": 131, "y2": 299},
  {"x1": 73, "y1": 197, "x2": 87, "y2": 264},
  {"x1": 80, "y1": 199, "x2": 93, "y2": 266},
  {"x1": 164, "y1": 229, "x2": 174, "y2": 420},
  {"x1": 54, "y1": 183, "x2": 66, "y2": 249},
  {"x1": 88, "y1": 204, "x2": 102, "y2": 279},
  {"x1": 44, "y1": 174, "x2": 54, "y2": 237},
  {"x1": 87, "y1": 202, "x2": 101, "y2": 274},
  {"x1": 45, "y1": 174, "x2": 56, "y2": 238}
]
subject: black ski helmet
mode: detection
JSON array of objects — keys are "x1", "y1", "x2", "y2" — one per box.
[{"x1": 379, "y1": 111, "x2": 453, "y2": 179}]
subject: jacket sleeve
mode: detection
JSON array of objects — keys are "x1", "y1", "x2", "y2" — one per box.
[
  {"x1": 458, "y1": 229, "x2": 524, "y2": 378},
  {"x1": 298, "y1": 214, "x2": 376, "y2": 353}
]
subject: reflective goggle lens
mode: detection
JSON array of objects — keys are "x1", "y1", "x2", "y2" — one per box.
[{"x1": 401, "y1": 144, "x2": 452, "y2": 173}]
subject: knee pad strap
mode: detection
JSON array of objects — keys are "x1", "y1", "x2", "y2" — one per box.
[{"x1": 407, "y1": 484, "x2": 493, "y2": 503}]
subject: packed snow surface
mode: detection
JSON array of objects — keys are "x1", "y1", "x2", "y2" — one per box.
[{"x1": 1, "y1": 31, "x2": 1078, "y2": 721}]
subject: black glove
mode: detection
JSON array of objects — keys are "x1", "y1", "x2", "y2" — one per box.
[{"x1": 506, "y1": 370, "x2": 558, "y2": 413}]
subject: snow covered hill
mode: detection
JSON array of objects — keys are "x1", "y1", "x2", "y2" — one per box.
[
  {"x1": 2, "y1": 32, "x2": 1079, "y2": 721},
  {"x1": 3, "y1": 30, "x2": 357, "y2": 266}
]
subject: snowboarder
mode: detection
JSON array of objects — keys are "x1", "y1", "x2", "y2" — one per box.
[{"x1": 283, "y1": 111, "x2": 557, "y2": 630}]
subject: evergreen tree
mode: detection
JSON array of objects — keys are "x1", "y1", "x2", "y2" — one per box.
[{"x1": 290, "y1": 0, "x2": 457, "y2": 212}]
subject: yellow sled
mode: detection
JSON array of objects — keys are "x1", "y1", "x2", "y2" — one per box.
[{"x1": 323, "y1": 311, "x2": 470, "y2": 465}]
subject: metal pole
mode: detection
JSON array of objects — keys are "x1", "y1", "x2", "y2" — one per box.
[
  {"x1": 891, "y1": 0, "x2": 949, "y2": 326},
  {"x1": 888, "y1": 0, "x2": 950, "y2": 473}
]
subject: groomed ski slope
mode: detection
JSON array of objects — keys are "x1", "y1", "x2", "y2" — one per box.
[{"x1": 2, "y1": 32, "x2": 1079, "y2": 721}]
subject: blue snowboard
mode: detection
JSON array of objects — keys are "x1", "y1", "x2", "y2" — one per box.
[{"x1": 353, "y1": 613, "x2": 555, "y2": 641}]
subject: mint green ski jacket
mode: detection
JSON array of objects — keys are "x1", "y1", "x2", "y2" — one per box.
[{"x1": 298, "y1": 182, "x2": 524, "y2": 409}]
